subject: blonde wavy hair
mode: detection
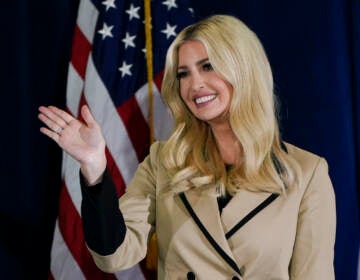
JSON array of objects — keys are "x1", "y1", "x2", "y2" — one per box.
[{"x1": 161, "y1": 14, "x2": 301, "y2": 195}]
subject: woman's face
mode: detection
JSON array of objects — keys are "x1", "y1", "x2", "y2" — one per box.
[{"x1": 177, "y1": 40, "x2": 233, "y2": 127}]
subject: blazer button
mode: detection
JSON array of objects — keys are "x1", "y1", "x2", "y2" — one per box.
[
  {"x1": 187, "y1": 271, "x2": 195, "y2": 280},
  {"x1": 232, "y1": 277, "x2": 240, "y2": 280}
]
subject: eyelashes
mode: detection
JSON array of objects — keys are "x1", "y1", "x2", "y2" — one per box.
[
  {"x1": 202, "y1": 62, "x2": 213, "y2": 72},
  {"x1": 176, "y1": 71, "x2": 188, "y2": 79},
  {"x1": 176, "y1": 62, "x2": 214, "y2": 80}
]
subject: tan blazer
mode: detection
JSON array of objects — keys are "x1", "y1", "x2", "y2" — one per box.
[{"x1": 89, "y1": 141, "x2": 336, "y2": 280}]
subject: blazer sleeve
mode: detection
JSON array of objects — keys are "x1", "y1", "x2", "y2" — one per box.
[
  {"x1": 290, "y1": 157, "x2": 336, "y2": 279},
  {"x1": 87, "y1": 142, "x2": 160, "y2": 273},
  {"x1": 80, "y1": 168, "x2": 127, "y2": 255}
]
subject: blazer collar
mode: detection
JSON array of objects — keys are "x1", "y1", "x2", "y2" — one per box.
[
  {"x1": 179, "y1": 187, "x2": 279, "y2": 274},
  {"x1": 179, "y1": 188, "x2": 241, "y2": 275},
  {"x1": 222, "y1": 191, "x2": 279, "y2": 239}
]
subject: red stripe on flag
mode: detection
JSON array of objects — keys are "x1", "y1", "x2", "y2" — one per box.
[
  {"x1": 48, "y1": 271, "x2": 55, "y2": 280},
  {"x1": 58, "y1": 181, "x2": 117, "y2": 280},
  {"x1": 117, "y1": 96, "x2": 150, "y2": 162},
  {"x1": 153, "y1": 71, "x2": 164, "y2": 91},
  {"x1": 71, "y1": 25, "x2": 92, "y2": 79}
]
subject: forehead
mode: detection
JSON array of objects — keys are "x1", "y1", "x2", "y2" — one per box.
[{"x1": 178, "y1": 40, "x2": 208, "y2": 65}]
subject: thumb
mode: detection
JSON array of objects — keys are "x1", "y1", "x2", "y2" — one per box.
[{"x1": 81, "y1": 105, "x2": 97, "y2": 127}]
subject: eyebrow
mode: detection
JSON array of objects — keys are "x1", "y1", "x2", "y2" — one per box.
[{"x1": 177, "y1": 58, "x2": 209, "y2": 70}]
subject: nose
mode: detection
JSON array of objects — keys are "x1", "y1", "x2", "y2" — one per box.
[{"x1": 190, "y1": 71, "x2": 204, "y2": 92}]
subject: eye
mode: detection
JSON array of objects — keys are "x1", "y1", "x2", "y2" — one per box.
[
  {"x1": 202, "y1": 62, "x2": 213, "y2": 72},
  {"x1": 176, "y1": 71, "x2": 188, "y2": 79}
]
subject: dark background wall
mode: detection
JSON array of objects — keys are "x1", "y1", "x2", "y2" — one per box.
[{"x1": 0, "y1": 0, "x2": 359, "y2": 279}]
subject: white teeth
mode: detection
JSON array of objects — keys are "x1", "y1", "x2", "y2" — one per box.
[{"x1": 195, "y1": 95, "x2": 216, "y2": 104}]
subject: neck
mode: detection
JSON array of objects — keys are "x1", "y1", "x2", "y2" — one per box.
[{"x1": 210, "y1": 123, "x2": 242, "y2": 165}]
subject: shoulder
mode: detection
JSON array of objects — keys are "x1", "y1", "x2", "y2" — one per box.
[
  {"x1": 126, "y1": 141, "x2": 168, "y2": 192},
  {"x1": 284, "y1": 142, "x2": 327, "y2": 172},
  {"x1": 284, "y1": 142, "x2": 332, "y2": 193},
  {"x1": 148, "y1": 140, "x2": 166, "y2": 159},
  {"x1": 149, "y1": 140, "x2": 166, "y2": 152},
  {"x1": 139, "y1": 140, "x2": 167, "y2": 170}
]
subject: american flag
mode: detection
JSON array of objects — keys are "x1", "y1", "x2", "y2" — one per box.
[{"x1": 49, "y1": 0, "x2": 194, "y2": 279}]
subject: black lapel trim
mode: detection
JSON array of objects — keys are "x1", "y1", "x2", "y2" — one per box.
[
  {"x1": 179, "y1": 192, "x2": 241, "y2": 275},
  {"x1": 271, "y1": 152, "x2": 285, "y2": 175},
  {"x1": 225, "y1": 193, "x2": 279, "y2": 240},
  {"x1": 280, "y1": 141, "x2": 288, "y2": 153}
]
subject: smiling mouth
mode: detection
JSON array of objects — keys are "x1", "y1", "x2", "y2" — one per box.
[{"x1": 195, "y1": 95, "x2": 216, "y2": 105}]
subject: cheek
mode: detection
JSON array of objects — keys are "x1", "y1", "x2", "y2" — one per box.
[
  {"x1": 221, "y1": 80, "x2": 233, "y2": 101},
  {"x1": 179, "y1": 80, "x2": 189, "y2": 101}
]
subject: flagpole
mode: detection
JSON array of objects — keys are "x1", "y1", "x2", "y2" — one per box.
[
  {"x1": 144, "y1": 0, "x2": 158, "y2": 272},
  {"x1": 144, "y1": 0, "x2": 155, "y2": 144}
]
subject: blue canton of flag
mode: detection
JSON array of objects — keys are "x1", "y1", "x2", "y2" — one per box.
[{"x1": 92, "y1": 0, "x2": 195, "y2": 106}]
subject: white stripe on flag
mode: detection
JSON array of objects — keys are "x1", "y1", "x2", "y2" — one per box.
[
  {"x1": 134, "y1": 83, "x2": 173, "y2": 141},
  {"x1": 77, "y1": 0, "x2": 98, "y2": 43},
  {"x1": 51, "y1": 220, "x2": 85, "y2": 280},
  {"x1": 66, "y1": 63, "x2": 83, "y2": 117},
  {"x1": 61, "y1": 152, "x2": 82, "y2": 214}
]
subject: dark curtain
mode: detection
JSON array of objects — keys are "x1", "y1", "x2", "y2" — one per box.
[
  {"x1": 0, "y1": 0, "x2": 358, "y2": 279},
  {"x1": 0, "y1": 1, "x2": 78, "y2": 278}
]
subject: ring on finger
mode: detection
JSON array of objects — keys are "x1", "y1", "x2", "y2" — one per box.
[{"x1": 55, "y1": 127, "x2": 63, "y2": 135}]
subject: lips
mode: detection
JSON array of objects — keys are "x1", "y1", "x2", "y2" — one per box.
[{"x1": 194, "y1": 94, "x2": 216, "y2": 105}]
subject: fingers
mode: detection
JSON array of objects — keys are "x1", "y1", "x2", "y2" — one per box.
[
  {"x1": 38, "y1": 105, "x2": 99, "y2": 142},
  {"x1": 38, "y1": 106, "x2": 75, "y2": 134},
  {"x1": 49, "y1": 106, "x2": 75, "y2": 123},
  {"x1": 38, "y1": 110, "x2": 63, "y2": 136},
  {"x1": 39, "y1": 126, "x2": 60, "y2": 142},
  {"x1": 81, "y1": 105, "x2": 97, "y2": 127},
  {"x1": 38, "y1": 106, "x2": 63, "y2": 127},
  {"x1": 39, "y1": 106, "x2": 74, "y2": 125}
]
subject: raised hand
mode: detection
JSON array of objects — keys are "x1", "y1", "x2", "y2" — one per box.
[{"x1": 38, "y1": 105, "x2": 107, "y2": 185}]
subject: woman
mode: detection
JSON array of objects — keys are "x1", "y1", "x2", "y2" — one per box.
[{"x1": 38, "y1": 14, "x2": 336, "y2": 279}]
